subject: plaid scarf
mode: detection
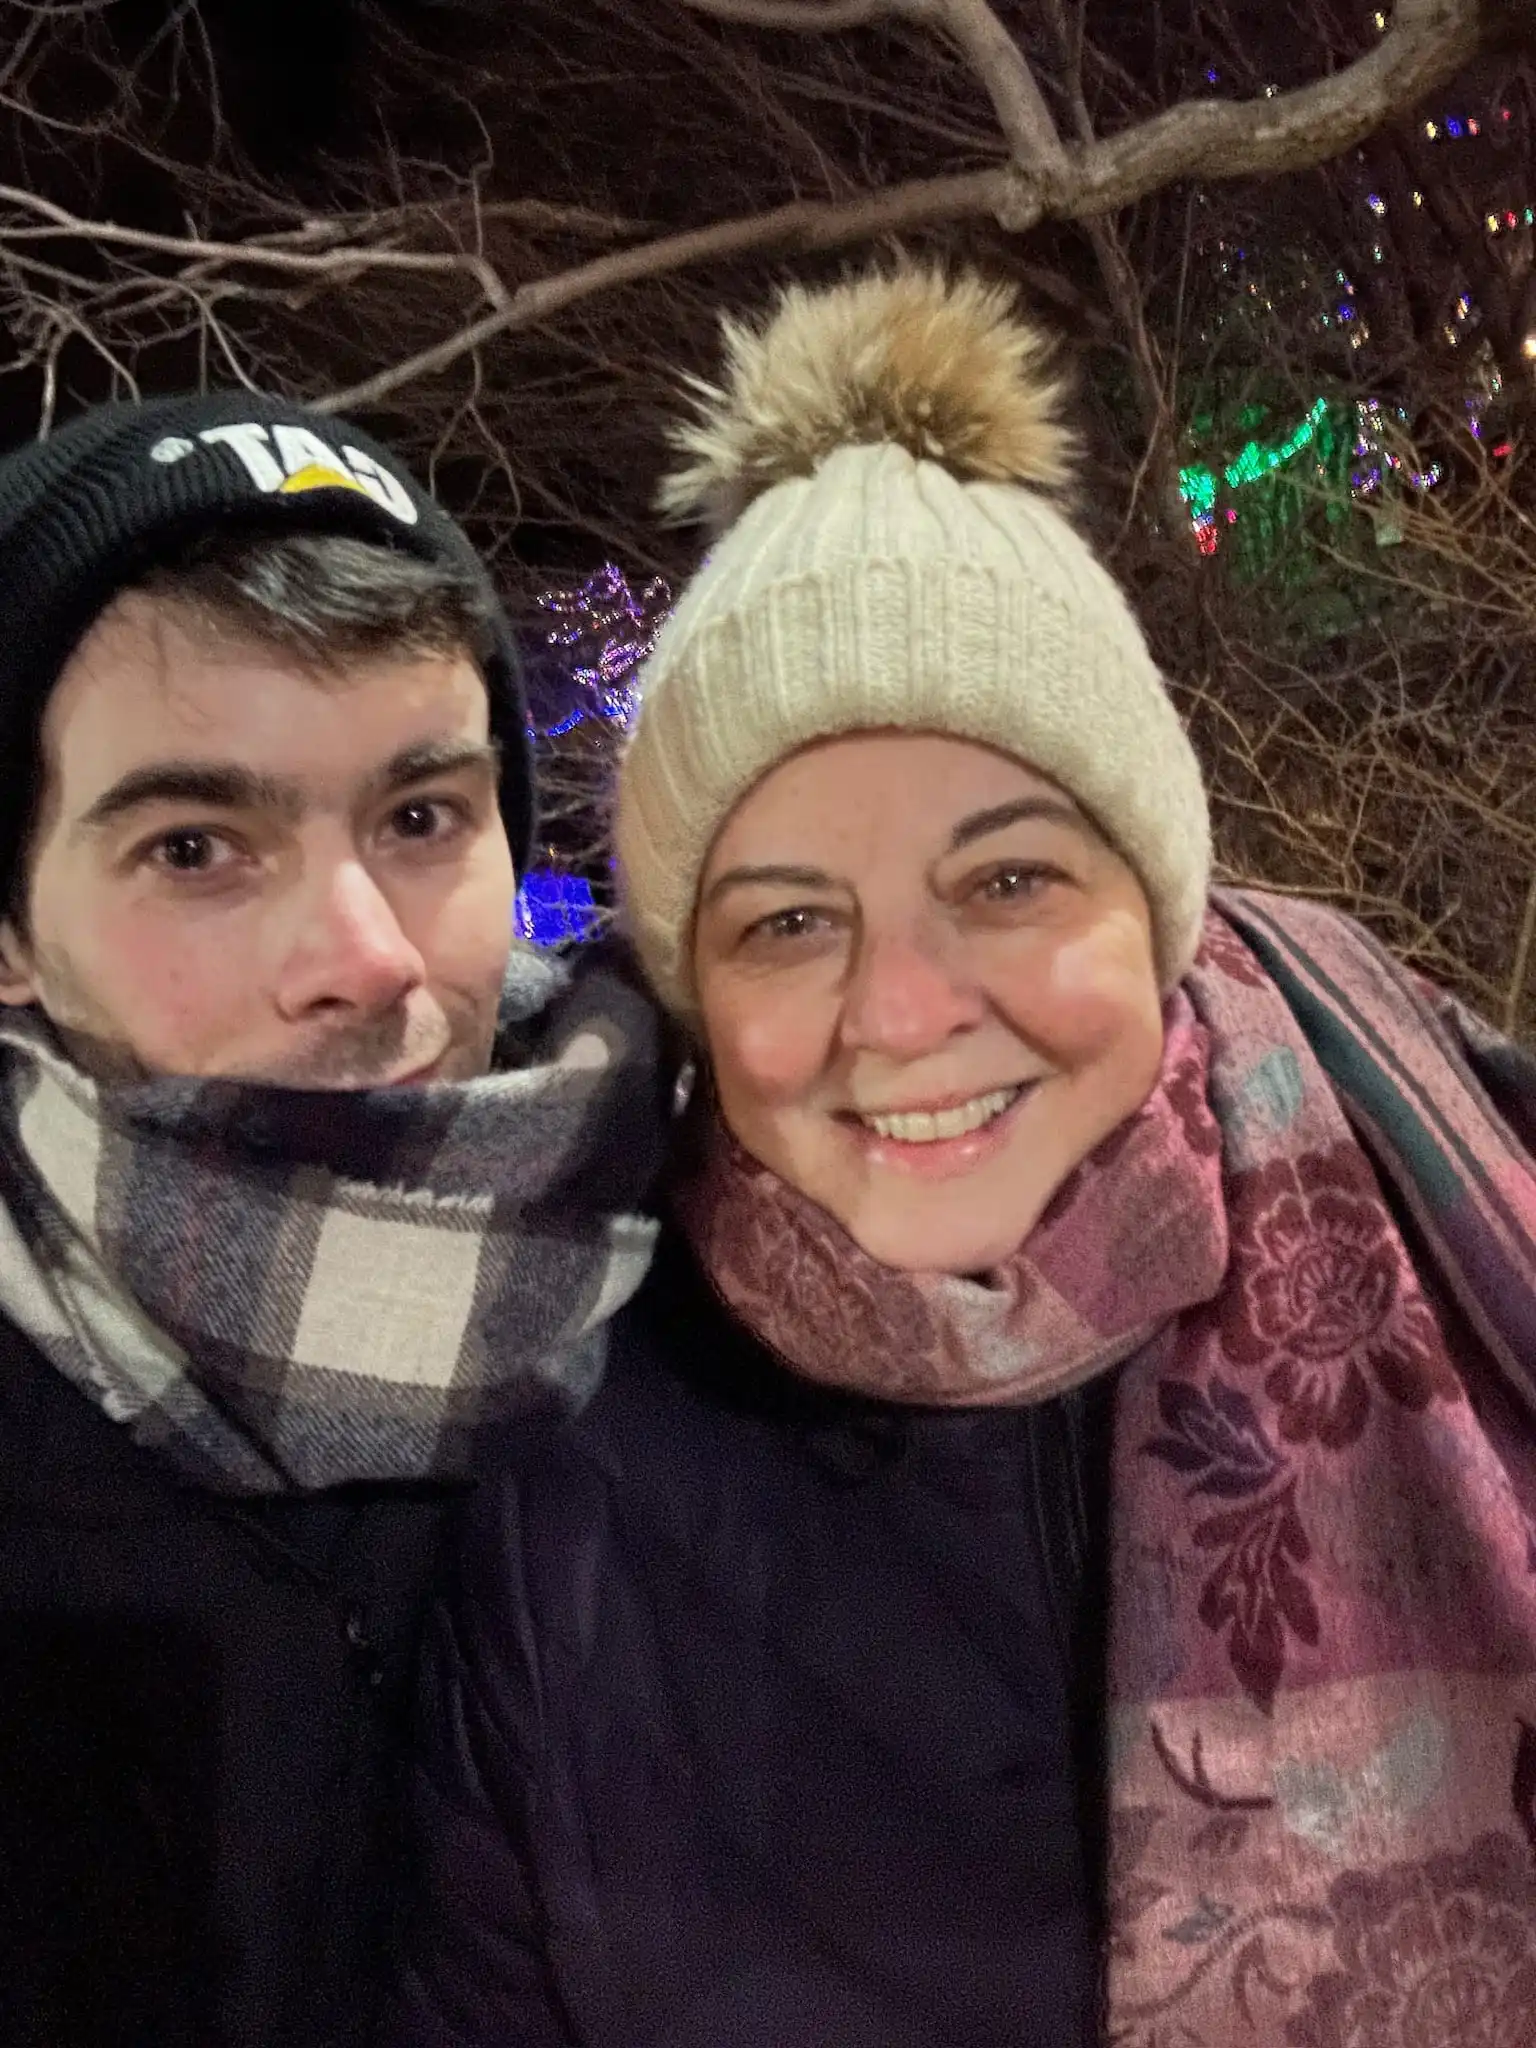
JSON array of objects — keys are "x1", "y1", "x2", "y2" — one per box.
[
  {"x1": 0, "y1": 947, "x2": 666, "y2": 1493},
  {"x1": 682, "y1": 890, "x2": 1536, "y2": 2045}
]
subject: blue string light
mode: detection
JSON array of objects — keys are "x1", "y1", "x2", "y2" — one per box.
[
  {"x1": 536, "y1": 709, "x2": 586, "y2": 739},
  {"x1": 516, "y1": 871, "x2": 600, "y2": 947}
]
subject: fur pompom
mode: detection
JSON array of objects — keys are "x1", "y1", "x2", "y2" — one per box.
[{"x1": 658, "y1": 265, "x2": 1077, "y2": 533}]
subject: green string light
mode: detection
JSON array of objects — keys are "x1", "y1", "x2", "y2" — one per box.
[
  {"x1": 1179, "y1": 396, "x2": 1332, "y2": 518},
  {"x1": 1178, "y1": 465, "x2": 1219, "y2": 516},
  {"x1": 1223, "y1": 398, "x2": 1330, "y2": 487}
]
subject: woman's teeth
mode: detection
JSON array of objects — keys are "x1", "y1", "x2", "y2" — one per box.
[{"x1": 859, "y1": 1086, "x2": 1020, "y2": 1145}]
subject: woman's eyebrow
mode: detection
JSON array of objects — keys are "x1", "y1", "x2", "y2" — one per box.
[
  {"x1": 701, "y1": 863, "x2": 837, "y2": 907},
  {"x1": 947, "y1": 797, "x2": 1089, "y2": 851}
]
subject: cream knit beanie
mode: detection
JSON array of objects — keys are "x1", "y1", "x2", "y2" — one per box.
[{"x1": 616, "y1": 267, "x2": 1210, "y2": 1013}]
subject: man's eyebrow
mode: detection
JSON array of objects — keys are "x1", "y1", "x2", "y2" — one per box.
[
  {"x1": 75, "y1": 739, "x2": 502, "y2": 838},
  {"x1": 947, "y1": 796, "x2": 1092, "y2": 851},
  {"x1": 77, "y1": 762, "x2": 304, "y2": 834},
  {"x1": 701, "y1": 863, "x2": 840, "y2": 908},
  {"x1": 375, "y1": 737, "x2": 502, "y2": 794}
]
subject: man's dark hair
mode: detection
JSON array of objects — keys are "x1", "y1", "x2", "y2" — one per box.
[
  {"x1": 5, "y1": 528, "x2": 501, "y2": 932},
  {"x1": 139, "y1": 527, "x2": 500, "y2": 674}
]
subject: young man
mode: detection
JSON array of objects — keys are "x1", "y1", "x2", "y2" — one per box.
[{"x1": 0, "y1": 394, "x2": 664, "y2": 2048}]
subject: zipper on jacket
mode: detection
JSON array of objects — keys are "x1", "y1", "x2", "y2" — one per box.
[
  {"x1": 1023, "y1": 1396, "x2": 1085, "y2": 1672},
  {"x1": 1061, "y1": 1390, "x2": 1093, "y2": 1576}
]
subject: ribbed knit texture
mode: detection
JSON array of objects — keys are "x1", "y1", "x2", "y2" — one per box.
[
  {"x1": 0, "y1": 391, "x2": 532, "y2": 895},
  {"x1": 618, "y1": 440, "x2": 1210, "y2": 1009}
]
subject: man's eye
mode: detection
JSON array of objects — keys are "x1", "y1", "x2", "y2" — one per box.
[
  {"x1": 389, "y1": 799, "x2": 461, "y2": 842},
  {"x1": 148, "y1": 828, "x2": 228, "y2": 874}
]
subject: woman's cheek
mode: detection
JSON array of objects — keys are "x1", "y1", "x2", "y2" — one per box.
[
  {"x1": 1020, "y1": 913, "x2": 1162, "y2": 1057},
  {"x1": 706, "y1": 983, "x2": 830, "y2": 1106}
]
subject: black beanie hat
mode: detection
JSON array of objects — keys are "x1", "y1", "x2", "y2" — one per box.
[{"x1": 0, "y1": 390, "x2": 533, "y2": 907}]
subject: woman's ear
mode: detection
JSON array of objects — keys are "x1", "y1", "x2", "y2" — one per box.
[
  {"x1": 660, "y1": 1050, "x2": 719, "y2": 1195},
  {"x1": 0, "y1": 918, "x2": 38, "y2": 1008}
]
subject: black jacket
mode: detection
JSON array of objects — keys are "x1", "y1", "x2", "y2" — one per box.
[
  {"x1": 0, "y1": 1311, "x2": 455, "y2": 2048},
  {"x1": 394, "y1": 1232, "x2": 1109, "y2": 2048}
]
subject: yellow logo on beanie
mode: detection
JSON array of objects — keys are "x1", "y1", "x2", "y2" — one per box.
[{"x1": 279, "y1": 461, "x2": 370, "y2": 498}]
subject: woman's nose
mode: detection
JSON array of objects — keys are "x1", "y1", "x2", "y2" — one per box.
[{"x1": 838, "y1": 927, "x2": 985, "y2": 1058}]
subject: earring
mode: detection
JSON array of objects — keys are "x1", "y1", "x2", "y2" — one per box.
[{"x1": 672, "y1": 1058, "x2": 697, "y2": 1118}]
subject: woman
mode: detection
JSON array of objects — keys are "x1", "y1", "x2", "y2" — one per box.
[{"x1": 393, "y1": 268, "x2": 1536, "y2": 2047}]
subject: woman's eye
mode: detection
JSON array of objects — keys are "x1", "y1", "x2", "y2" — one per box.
[
  {"x1": 987, "y1": 864, "x2": 1048, "y2": 897},
  {"x1": 745, "y1": 905, "x2": 830, "y2": 945},
  {"x1": 976, "y1": 864, "x2": 1057, "y2": 903}
]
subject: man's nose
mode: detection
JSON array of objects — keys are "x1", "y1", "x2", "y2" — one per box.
[
  {"x1": 838, "y1": 926, "x2": 985, "y2": 1059},
  {"x1": 273, "y1": 858, "x2": 427, "y2": 1022}
]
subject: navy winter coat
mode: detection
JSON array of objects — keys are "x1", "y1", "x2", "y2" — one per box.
[
  {"x1": 0, "y1": 1310, "x2": 453, "y2": 2048},
  {"x1": 393, "y1": 1229, "x2": 1108, "y2": 2047}
]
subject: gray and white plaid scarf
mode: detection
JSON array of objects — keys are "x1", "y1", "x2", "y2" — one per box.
[{"x1": 0, "y1": 946, "x2": 665, "y2": 1493}]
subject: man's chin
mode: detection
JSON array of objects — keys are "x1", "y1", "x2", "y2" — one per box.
[
  {"x1": 36, "y1": 1010, "x2": 495, "y2": 1091},
  {"x1": 238, "y1": 1054, "x2": 448, "y2": 1092},
  {"x1": 242, "y1": 1037, "x2": 493, "y2": 1091}
]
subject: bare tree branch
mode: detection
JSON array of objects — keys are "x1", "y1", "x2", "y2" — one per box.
[
  {"x1": 314, "y1": 169, "x2": 1014, "y2": 413},
  {"x1": 0, "y1": 0, "x2": 1486, "y2": 570},
  {"x1": 1060, "y1": 0, "x2": 1477, "y2": 217},
  {"x1": 318, "y1": 0, "x2": 1474, "y2": 408},
  {"x1": 929, "y1": 0, "x2": 1066, "y2": 171},
  {"x1": 234, "y1": 199, "x2": 652, "y2": 250},
  {"x1": 686, "y1": 0, "x2": 1474, "y2": 199},
  {"x1": 679, "y1": 0, "x2": 929, "y2": 29}
]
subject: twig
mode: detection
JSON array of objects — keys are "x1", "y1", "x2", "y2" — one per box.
[
  {"x1": 679, "y1": 0, "x2": 930, "y2": 27},
  {"x1": 1507, "y1": 871, "x2": 1536, "y2": 1035},
  {"x1": 0, "y1": 183, "x2": 507, "y2": 297}
]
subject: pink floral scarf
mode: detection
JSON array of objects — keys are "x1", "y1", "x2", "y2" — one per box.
[{"x1": 678, "y1": 896, "x2": 1536, "y2": 2046}]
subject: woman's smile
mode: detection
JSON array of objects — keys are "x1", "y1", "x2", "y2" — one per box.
[{"x1": 836, "y1": 1081, "x2": 1035, "y2": 1178}]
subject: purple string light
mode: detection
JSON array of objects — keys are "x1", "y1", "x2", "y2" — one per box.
[{"x1": 534, "y1": 563, "x2": 673, "y2": 738}]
